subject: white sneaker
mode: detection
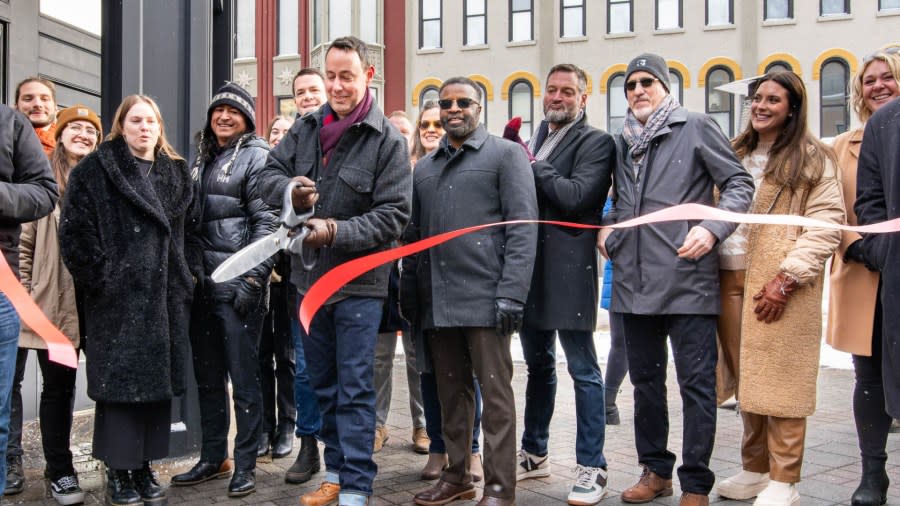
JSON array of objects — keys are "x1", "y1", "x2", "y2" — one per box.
[
  {"x1": 516, "y1": 449, "x2": 551, "y2": 481},
  {"x1": 753, "y1": 480, "x2": 800, "y2": 506},
  {"x1": 716, "y1": 470, "x2": 770, "y2": 499},
  {"x1": 567, "y1": 465, "x2": 608, "y2": 505}
]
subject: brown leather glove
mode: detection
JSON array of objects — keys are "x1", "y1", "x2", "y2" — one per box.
[
  {"x1": 291, "y1": 176, "x2": 319, "y2": 210},
  {"x1": 304, "y1": 218, "x2": 337, "y2": 248},
  {"x1": 752, "y1": 272, "x2": 800, "y2": 324}
]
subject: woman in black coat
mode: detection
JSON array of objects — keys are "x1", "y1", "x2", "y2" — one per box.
[{"x1": 59, "y1": 95, "x2": 200, "y2": 506}]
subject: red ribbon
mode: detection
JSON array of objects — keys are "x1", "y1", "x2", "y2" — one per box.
[
  {"x1": 298, "y1": 202, "x2": 900, "y2": 332},
  {"x1": 0, "y1": 255, "x2": 77, "y2": 369}
]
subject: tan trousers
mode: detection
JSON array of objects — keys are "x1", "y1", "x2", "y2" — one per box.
[
  {"x1": 716, "y1": 269, "x2": 745, "y2": 404},
  {"x1": 740, "y1": 412, "x2": 807, "y2": 483}
]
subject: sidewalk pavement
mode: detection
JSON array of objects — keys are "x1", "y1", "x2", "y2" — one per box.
[{"x1": 5, "y1": 334, "x2": 898, "y2": 505}]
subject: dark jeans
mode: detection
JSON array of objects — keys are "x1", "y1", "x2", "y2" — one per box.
[
  {"x1": 0, "y1": 294, "x2": 20, "y2": 494},
  {"x1": 519, "y1": 326, "x2": 606, "y2": 468},
  {"x1": 301, "y1": 296, "x2": 381, "y2": 499},
  {"x1": 852, "y1": 295, "x2": 891, "y2": 461},
  {"x1": 621, "y1": 313, "x2": 718, "y2": 495},
  {"x1": 190, "y1": 297, "x2": 264, "y2": 471},
  {"x1": 428, "y1": 327, "x2": 516, "y2": 500},
  {"x1": 8, "y1": 348, "x2": 79, "y2": 478},
  {"x1": 420, "y1": 371, "x2": 481, "y2": 454},
  {"x1": 604, "y1": 311, "x2": 628, "y2": 407},
  {"x1": 259, "y1": 281, "x2": 297, "y2": 436},
  {"x1": 293, "y1": 309, "x2": 321, "y2": 437}
]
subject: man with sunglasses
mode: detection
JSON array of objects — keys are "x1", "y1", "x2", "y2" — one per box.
[
  {"x1": 401, "y1": 76, "x2": 537, "y2": 506},
  {"x1": 512, "y1": 63, "x2": 615, "y2": 506},
  {"x1": 597, "y1": 53, "x2": 753, "y2": 506}
]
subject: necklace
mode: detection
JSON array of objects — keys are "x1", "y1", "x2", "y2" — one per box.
[{"x1": 146, "y1": 160, "x2": 155, "y2": 177}]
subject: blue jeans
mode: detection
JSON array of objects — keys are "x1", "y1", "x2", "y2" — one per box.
[
  {"x1": 292, "y1": 308, "x2": 321, "y2": 437},
  {"x1": 420, "y1": 371, "x2": 481, "y2": 454},
  {"x1": 520, "y1": 326, "x2": 607, "y2": 468},
  {"x1": 301, "y1": 296, "x2": 381, "y2": 501},
  {"x1": 0, "y1": 294, "x2": 22, "y2": 494}
]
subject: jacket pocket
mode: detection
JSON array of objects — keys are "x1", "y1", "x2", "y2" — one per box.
[
  {"x1": 605, "y1": 229, "x2": 624, "y2": 259},
  {"x1": 338, "y1": 165, "x2": 375, "y2": 193}
]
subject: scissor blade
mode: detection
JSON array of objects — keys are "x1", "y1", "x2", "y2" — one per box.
[{"x1": 211, "y1": 228, "x2": 290, "y2": 283}]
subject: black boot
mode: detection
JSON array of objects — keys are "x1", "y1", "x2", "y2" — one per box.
[
  {"x1": 605, "y1": 387, "x2": 620, "y2": 426},
  {"x1": 132, "y1": 462, "x2": 167, "y2": 505},
  {"x1": 272, "y1": 424, "x2": 294, "y2": 458},
  {"x1": 285, "y1": 435, "x2": 321, "y2": 484},
  {"x1": 257, "y1": 432, "x2": 271, "y2": 457},
  {"x1": 4, "y1": 455, "x2": 24, "y2": 495},
  {"x1": 105, "y1": 467, "x2": 142, "y2": 506},
  {"x1": 851, "y1": 457, "x2": 889, "y2": 505}
]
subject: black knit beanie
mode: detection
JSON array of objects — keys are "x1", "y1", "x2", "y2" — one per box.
[{"x1": 625, "y1": 53, "x2": 671, "y2": 94}]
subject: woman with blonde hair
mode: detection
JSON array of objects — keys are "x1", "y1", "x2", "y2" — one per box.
[
  {"x1": 59, "y1": 95, "x2": 200, "y2": 506},
  {"x1": 715, "y1": 71, "x2": 845, "y2": 505},
  {"x1": 826, "y1": 45, "x2": 900, "y2": 506}
]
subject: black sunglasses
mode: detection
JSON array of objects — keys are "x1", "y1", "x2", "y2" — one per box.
[
  {"x1": 625, "y1": 77, "x2": 659, "y2": 92},
  {"x1": 438, "y1": 98, "x2": 480, "y2": 110}
]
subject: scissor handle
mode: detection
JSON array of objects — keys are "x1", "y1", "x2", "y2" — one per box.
[
  {"x1": 286, "y1": 228, "x2": 319, "y2": 271},
  {"x1": 281, "y1": 181, "x2": 315, "y2": 228}
]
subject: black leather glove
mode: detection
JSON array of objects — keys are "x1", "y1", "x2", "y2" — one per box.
[
  {"x1": 233, "y1": 276, "x2": 264, "y2": 316},
  {"x1": 844, "y1": 239, "x2": 879, "y2": 272},
  {"x1": 495, "y1": 297, "x2": 524, "y2": 336}
]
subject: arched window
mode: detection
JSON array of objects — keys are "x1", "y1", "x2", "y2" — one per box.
[
  {"x1": 420, "y1": 86, "x2": 440, "y2": 106},
  {"x1": 668, "y1": 69, "x2": 684, "y2": 104},
  {"x1": 509, "y1": 80, "x2": 533, "y2": 141},
  {"x1": 706, "y1": 66, "x2": 734, "y2": 137},
  {"x1": 607, "y1": 73, "x2": 627, "y2": 134},
  {"x1": 765, "y1": 61, "x2": 792, "y2": 74},
  {"x1": 476, "y1": 83, "x2": 488, "y2": 126},
  {"x1": 820, "y1": 58, "x2": 850, "y2": 137}
]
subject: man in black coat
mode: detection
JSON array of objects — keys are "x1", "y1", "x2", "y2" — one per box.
[
  {"x1": 855, "y1": 96, "x2": 900, "y2": 421},
  {"x1": 512, "y1": 64, "x2": 615, "y2": 505},
  {"x1": 402, "y1": 76, "x2": 537, "y2": 506},
  {"x1": 0, "y1": 103, "x2": 58, "y2": 496}
]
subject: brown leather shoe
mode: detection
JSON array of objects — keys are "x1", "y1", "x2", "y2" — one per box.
[
  {"x1": 470, "y1": 453, "x2": 484, "y2": 483},
  {"x1": 413, "y1": 427, "x2": 430, "y2": 454},
  {"x1": 421, "y1": 453, "x2": 448, "y2": 480},
  {"x1": 621, "y1": 466, "x2": 673, "y2": 503},
  {"x1": 413, "y1": 480, "x2": 476, "y2": 506},
  {"x1": 374, "y1": 426, "x2": 390, "y2": 453},
  {"x1": 476, "y1": 496, "x2": 515, "y2": 506},
  {"x1": 679, "y1": 492, "x2": 709, "y2": 506},
  {"x1": 300, "y1": 481, "x2": 340, "y2": 506}
]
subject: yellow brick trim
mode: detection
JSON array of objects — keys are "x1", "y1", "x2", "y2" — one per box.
[
  {"x1": 411, "y1": 77, "x2": 443, "y2": 107},
  {"x1": 501, "y1": 71, "x2": 541, "y2": 100},
  {"x1": 598, "y1": 63, "x2": 628, "y2": 94},
  {"x1": 468, "y1": 74, "x2": 495, "y2": 101},
  {"x1": 698, "y1": 57, "x2": 742, "y2": 87},
  {"x1": 812, "y1": 48, "x2": 858, "y2": 80},
  {"x1": 757, "y1": 53, "x2": 803, "y2": 77}
]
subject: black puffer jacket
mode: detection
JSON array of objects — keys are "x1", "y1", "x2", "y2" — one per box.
[{"x1": 195, "y1": 134, "x2": 279, "y2": 297}]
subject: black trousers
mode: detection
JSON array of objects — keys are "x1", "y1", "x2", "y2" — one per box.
[
  {"x1": 8, "y1": 348, "x2": 78, "y2": 479},
  {"x1": 621, "y1": 313, "x2": 718, "y2": 495},
  {"x1": 190, "y1": 296, "x2": 264, "y2": 471},
  {"x1": 259, "y1": 281, "x2": 297, "y2": 436},
  {"x1": 852, "y1": 294, "x2": 891, "y2": 461},
  {"x1": 93, "y1": 400, "x2": 170, "y2": 470}
]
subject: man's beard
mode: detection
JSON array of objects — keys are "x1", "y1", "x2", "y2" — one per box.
[
  {"x1": 443, "y1": 115, "x2": 478, "y2": 142},
  {"x1": 544, "y1": 107, "x2": 577, "y2": 125}
]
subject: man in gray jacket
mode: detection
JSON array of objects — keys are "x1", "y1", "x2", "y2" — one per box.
[
  {"x1": 598, "y1": 54, "x2": 753, "y2": 506},
  {"x1": 401, "y1": 76, "x2": 537, "y2": 506}
]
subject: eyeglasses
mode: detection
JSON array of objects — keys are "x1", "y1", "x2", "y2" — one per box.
[
  {"x1": 419, "y1": 120, "x2": 442, "y2": 130},
  {"x1": 625, "y1": 77, "x2": 659, "y2": 92},
  {"x1": 67, "y1": 123, "x2": 99, "y2": 138},
  {"x1": 438, "y1": 98, "x2": 479, "y2": 110},
  {"x1": 862, "y1": 45, "x2": 900, "y2": 65}
]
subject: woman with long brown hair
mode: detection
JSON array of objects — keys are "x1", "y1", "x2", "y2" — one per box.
[
  {"x1": 826, "y1": 46, "x2": 900, "y2": 506},
  {"x1": 715, "y1": 71, "x2": 845, "y2": 506},
  {"x1": 59, "y1": 95, "x2": 200, "y2": 506}
]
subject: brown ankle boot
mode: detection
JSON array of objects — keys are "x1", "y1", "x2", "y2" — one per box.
[
  {"x1": 679, "y1": 492, "x2": 709, "y2": 506},
  {"x1": 621, "y1": 466, "x2": 673, "y2": 503},
  {"x1": 421, "y1": 453, "x2": 448, "y2": 480}
]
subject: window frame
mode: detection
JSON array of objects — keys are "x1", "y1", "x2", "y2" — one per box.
[
  {"x1": 508, "y1": 79, "x2": 534, "y2": 140},
  {"x1": 880, "y1": 0, "x2": 900, "y2": 11},
  {"x1": 606, "y1": 72, "x2": 627, "y2": 133},
  {"x1": 420, "y1": 86, "x2": 440, "y2": 107},
  {"x1": 509, "y1": 0, "x2": 534, "y2": 42},
  {"x1": 705, "y1": 65, "x2": 735, "y2": 137},
  {"x1": 705, "y1": 0, "x2": 733, "y2": 25},
  {"x1": 764, "y1": 0, "x2": 793, "y2": 20},
  {"x1": 464, "y1": 0, "x2": 487, "y2": 46},
  {"x1": 668, "y1": 68, "x2": 684, "y2": 104},
  {"x1": 560, "y1": 0, "x2": 585, "y2": 38},
  {"x1": 476, "y1": 83, "x2": 488, "y2": 125},
  {"x1": 234, "y1": 0, "x2": 256, "y2": 58},
  {"x1": 419, "y1": 0, "x2": 442, "y2": 50},
  {"x1": 607, "y1": 0, "x2": 633, "y2": 34},
  {"x1": 277, "y1": 0, "x2": 299, "y2": 55},
  {"x1": 819, "y1": 57, "x2": 850, "y2": 137},
  {"x1": 655, "y1": 0, "x2": 683, "y2": 30},
  {"x1": 765, "y1": 60, "x2": 793, "y2": 74},
  {"x1": 820, "y1": 0, "x2": 850, "y2": 15}
]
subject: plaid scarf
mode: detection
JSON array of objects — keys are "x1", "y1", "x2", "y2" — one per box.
[
  {"x1": 621, "y1": 94, "x2": 679, "y2": 175},
  {"x1": 528, "y1": 110, "x2": 583, "y2": 161}
]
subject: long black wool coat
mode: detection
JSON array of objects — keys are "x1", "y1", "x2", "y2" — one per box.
[{"x1": 59, "y1": 136, "x2": 201, "y2": 404}]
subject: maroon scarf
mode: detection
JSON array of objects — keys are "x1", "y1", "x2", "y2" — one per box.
[{"x1": 319, "y1": 88, "x2": 373, "y2": 165}]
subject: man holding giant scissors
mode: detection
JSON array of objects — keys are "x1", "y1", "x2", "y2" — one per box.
[{"x1": 258, "y1": 36, "x2": 411, "y2": 506}]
